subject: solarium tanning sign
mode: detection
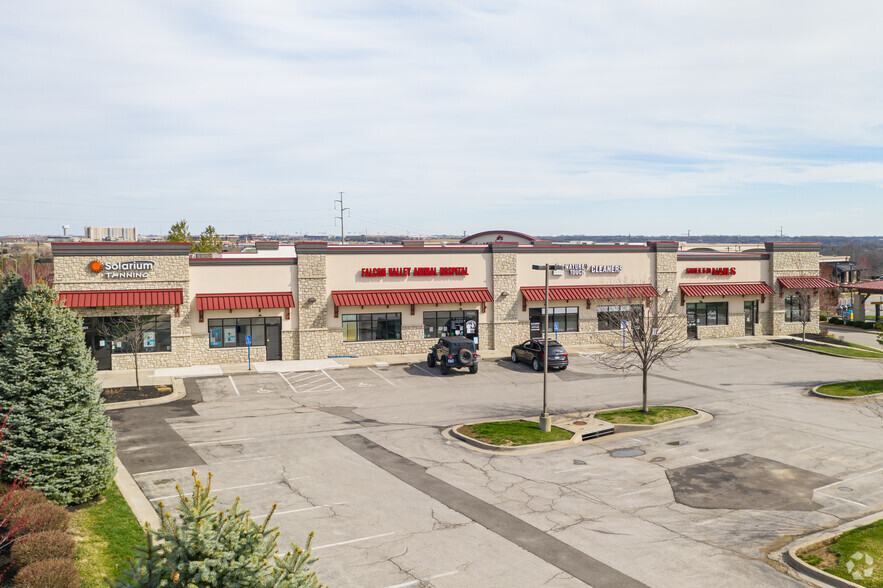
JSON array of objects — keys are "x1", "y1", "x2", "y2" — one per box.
[{"x1": 88, "y1": 259, "x2": 156, "y2": 279}]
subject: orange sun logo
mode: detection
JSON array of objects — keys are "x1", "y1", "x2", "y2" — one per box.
[{"x1": 88, "y1": 260, "x2": 103, "y2": 273}]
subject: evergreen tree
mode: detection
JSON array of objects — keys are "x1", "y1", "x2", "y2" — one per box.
[
  {"x1": 0, "y1": 285, "x2": 116, "y2": 505},
  {"x1": 166, "y1": 219, "x2": 192, "y2": 244},
  {"x1": 0, "y1": 272, "x2": 27, "y2": 338},
  {"x1": 115, "y1": 471, "x2": 322, "y2": 588},
  {"x1": 194, "y1": 225, "x2": 223, "y2": 253}
]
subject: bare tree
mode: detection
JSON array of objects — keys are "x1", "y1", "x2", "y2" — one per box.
[
  {"x1": 97, "y1": 315, "x2": 157, "y2": 390},
  {"x1": 594, "y1": 297, "x2": 693, "y2": 413},
  {"x1": 794, "y1": 291, "x2": 813, "y2": 342}
]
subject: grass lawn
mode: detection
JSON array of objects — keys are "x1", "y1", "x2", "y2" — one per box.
[
  {"x1": 458, "y1": 420, "x2": 572, "y2": 446},
  {"x1": 798, "y1": 518, "x2": 883, "y2": 587},
  {"x1": 817, "y1": 380, "x2": 883, "y2": 397},
  {"x1": 69, "y1": 482, "x2": 147, "y2": 587},
  {"x1": 595, "y1": 406, "x2": 696, "y2": 425},
  {"x1": 787, "y1": 341, "x2": 883, "y2": 358}
]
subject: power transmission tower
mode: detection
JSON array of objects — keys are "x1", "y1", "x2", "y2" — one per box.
[{"x1": 334, "y1": 192, "x2": 350, "y2": 243}]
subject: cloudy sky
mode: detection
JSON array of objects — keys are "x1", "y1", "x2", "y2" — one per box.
[{"x1": 2, "y1": 2, "x2": 882, "y2": 238}]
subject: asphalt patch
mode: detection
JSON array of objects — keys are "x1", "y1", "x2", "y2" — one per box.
[{"x1": 666, "y1": 454, "x2": 836, "y2": 511}]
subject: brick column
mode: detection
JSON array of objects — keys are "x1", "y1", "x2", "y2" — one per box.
[
  {"x1": 766, "y1": 242, "x2": 822, "y2": 336},
  {"x1": 296, "y1": 242, "x2": 329, "y2": 359},
  {"x1": 648, "y1": 241, "x2": 679, "y2": 314},
  {"x1": 490, "y1": 242, "x2": 519, "y2": 350}
]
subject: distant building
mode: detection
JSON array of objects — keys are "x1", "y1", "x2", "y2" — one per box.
[{"x1": 84, "y1": 226, "x2": 137, "y2": 241}]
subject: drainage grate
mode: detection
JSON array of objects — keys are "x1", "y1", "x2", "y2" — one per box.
[
  {"x1": 650, "y1": 457, "x2": 665, "y2": 463},
  {"x1": 666, "y1": 440, "x2": 688, "y2": 446},
  {"x1": 582, "y1": 427, "x2": 614, "y2": 441}
]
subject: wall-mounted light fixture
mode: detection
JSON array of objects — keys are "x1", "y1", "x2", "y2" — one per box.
[
  {"x1": 499, "y1": 291, "x2": 509, "y2": 297},
  {"x1": 307, "y1": 297, "x2": 317, "y2": 303}
]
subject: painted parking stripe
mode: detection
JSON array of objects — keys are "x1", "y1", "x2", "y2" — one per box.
[
  {"x1": 228, "y1": 375, "x2": 240, "y2": 396},
  {"x1": 368, "y1": 366, "x2": 398, "y2": 388},
  {"x1": 815, "y1": 492, "x2": 868, "y2": 508},
  {"x1": 260, "y1": 502, "x2": 347, "y2": 517},
  {"x1": 322, "y1": 369, "x2": 345, "y2": 390},
  {"x1": 149, "y1": 480, "x2": 283, "y2": 502},
  {"x1": 410, "y1": 364, "x2": 440, "y2": 378},
  {"x1": 189, "y1": 437, "x2": 255, "y2": 446},
  {"x1": 133, "y1": 455, "x2": 280, "y2": 478},
  {"x1": 313, "y1": 531, "x2": 395, "y2": 550}
]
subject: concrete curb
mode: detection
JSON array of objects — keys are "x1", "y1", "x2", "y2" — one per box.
[
  {"x1": 810, "y1": 383, "x2": 883, "y2": 401},
  {"x1": 773, "y1": 341, "x2": 883, "y2": 361},
  {"x1": 447, "y1": 420, "x2": 581, "y2": 455},
  {"x1": 780, "y1": 511, "x2": 883, "y2": 588},
  {"x1": 595, "y1": 406, "x2": 711, "y2": 433},
  {"x1": 104, "y1": 377, "x2": 186, "y2": 411},
  {"x1": 113, "y1": 456, "x2": 161, "y2": 530}
]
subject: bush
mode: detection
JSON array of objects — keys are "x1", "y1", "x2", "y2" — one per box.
[
  {"x1": 876, "y1": 321, "x2": 883, "y2": 331},
  {"x1": 0, "y1": 481, "x2": 12, "y2": 496},
  {"x1": 819, "y1": 314, "x2": 827, "y2": 321},
  {"x1": 9, "y1": 502, "x2": 70, "y2": 538},
  {"x1": 861, "y1": 321, "x2": 875, "y2": 329},
  {"x1": 11, "y1": 531, "x2": 76, "y2": 568},
  {"x1": 0, "y1": 489, "x2": 46, "y2": 522},
  {"x1": 14, "y1": 558, "x2": 80, "y2": 588},
  {"x1": 828, "y1": 317, "x2": 843, "y2": 325}
]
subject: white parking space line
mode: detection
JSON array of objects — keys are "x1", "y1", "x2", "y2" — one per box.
[
  {"x1": 313, "y1": 531, "x2": 395, "y2": 550},
  {"x1": 279, "y1": 372, "x2": 298, "y2": 393},
  {"x1": 367, "y1": 366, "x2": 398, "y2": 388},
  {"x1": 149, "y1": 480, "x2": 282, "y2": 502},
  {"x1": 263, "y1": 502, "x2": 347, "y2": 517},
  {"x1": 689, "y1": 455, "x2": 709, "y2": 462},
  {"x1": 816, "y1": 466, "x2": 883, "y2": 491},
  {"x1": 228, "y1": 375, "x2": 240, "y2": 396},
  {"x1": 189, "y1": 437, "x2": 256, "y2": 446},
  {"x1": 794, "y1": 443, "x2": 825, "y2": 454},
  {"x1": 386, "y1": 571, "x2": 460, "y2": 588},
  {"x1": 322, "y1": 369, "x2": 345, "y2": 391},
  {"x1": 410, "y1": 364, "x2": 439, "y2": 378},
  {"x1": 132, "y1": 455, "x2": 281, "y2": 478},
  {"x1": 815, "y1": 492, "x2": 868, "y2": 508},
  {"x1": 554, "y1": 466, "x2": 589, "y2": 474}
]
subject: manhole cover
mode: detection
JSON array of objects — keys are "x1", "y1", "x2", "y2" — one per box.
[
  {"x1": 839, "y1": 487, "x2": 854, "y2": 492},
  {"x1": 610, "y1": 448, "x2": 645, "y2": 458},
  {"x1": 667, "y1": 440, "x2": 688, "y2": 446},
  {"x1": 650, "y1": 457, "x2": 665, "y2": 462},
  {"x1": 572, "y1": 421, "x2": 587, "y2": 426}
]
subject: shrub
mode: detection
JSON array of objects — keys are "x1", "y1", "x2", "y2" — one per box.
[
  {"x1": 819, "y1": 313, "x2": 827, "y2": 321},
  {"x1": 11, "y1": 531, "x2": 76, "y2": 568},
  {"x1": 0, "y1": 489, "x2": 46, "y2": 522},
  {"x1": 828, "y1": 317, "x2": 843, "y2": 325},
  {"x1": 9, "y1": 502, "x2": 70, "y2": 538},
  {"x1": 14, "y1": 558, "x2": 80, "y2": 588},
  {"x1": 0, "y1": 481, "x2": 12, "y2": 496},
  {"x1": 876, "y1": 321, "x2": 883, "y2": 331}
]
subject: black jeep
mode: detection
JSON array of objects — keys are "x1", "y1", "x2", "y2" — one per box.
[{"x1": 427, "y1": 336, "x2": 479, "y2": 374}]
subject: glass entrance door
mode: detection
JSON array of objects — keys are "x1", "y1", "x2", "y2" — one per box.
[
  {"x1": 686, "y1": 308, "x2": 698, "y2": 339},
  {"x1": 744, "y1": 301, "x2": 757, "y2": 336},
  {"x1": 265, "y1": 318, "x2": 282, "y2": 361}
]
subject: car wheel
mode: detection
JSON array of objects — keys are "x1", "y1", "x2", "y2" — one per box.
[
  {"x1": 440, "y1": 362, "x2": 450, "y2": 375},
  {"x1": 458, "y1": 348, "x2": 473, "y2": 364},
  {"x1": 469, "y1": 363, "x2": 478, "y2": 374},
  {"x1": 559, "y1": 365, "x2": 567, "y2": 371},
  {"x1": 427, "y1": 353, "x2": 436, "y2": 367},
  {"x1": 532, "y1": 358, "x2": 540, "y2": 372},
  {"x1": 510, "y1": 351, "x2": 518, "y2": 363}
]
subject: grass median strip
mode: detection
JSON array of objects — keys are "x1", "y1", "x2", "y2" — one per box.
[
  {"x1": 798, "y1": 517, "x2": 883, "y2": 587},
  {"x1": 786, "y1": 341, "x2": 883, "y2": 358},
  {"x1": 595, "y1": 406, "x2": 696, "y2": 425},
  {"x1": 70, "y1": 481, "x2": 147, "y2": 587},
  {"x1": 816, "y1": 379, "x2": 883, "y2": 397},
  {"x1": 458, "y1": 420, "x2": 572, "y2": 446}
]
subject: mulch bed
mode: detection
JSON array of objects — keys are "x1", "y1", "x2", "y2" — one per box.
[{"x1": 101, "y1": 385, "x2": 173, "y2": 403}]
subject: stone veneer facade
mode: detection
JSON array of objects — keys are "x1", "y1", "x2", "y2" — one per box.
[{"x1": 51, "y1": 239, "x2": 829, "y2": 370}]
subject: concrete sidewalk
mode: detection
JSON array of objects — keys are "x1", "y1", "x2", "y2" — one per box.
[{"x1": 94, "y1": 334, "x2": 776, "y2": 388}]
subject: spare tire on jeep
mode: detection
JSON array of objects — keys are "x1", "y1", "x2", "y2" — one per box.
[{"x1": 457, "y1": 348, "x2": 474, "y2": 364}]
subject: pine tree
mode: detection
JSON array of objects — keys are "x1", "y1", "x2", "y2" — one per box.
[
  {"x1": 0, "y1": 272, "x2": 27, "y2": 338},
  {"x1": 115, "y1": 471, "x2": 322, "y2": 588},
  {"x1": 0, "y1": 285, "x2": 116, "y2": 505}
]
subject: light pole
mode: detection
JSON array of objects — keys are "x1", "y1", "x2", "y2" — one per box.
[{"x1": 531, "y1": 263, "x2": 562, "y2": 432}]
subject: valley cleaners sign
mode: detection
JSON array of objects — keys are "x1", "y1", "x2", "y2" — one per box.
[{"x1": 89, "y1": 259, "x2": 156, "y2": 279}]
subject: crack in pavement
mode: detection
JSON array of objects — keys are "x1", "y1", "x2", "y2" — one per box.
[{"x1": 335, "y1": 434, "x2": 647, "y2": 588}]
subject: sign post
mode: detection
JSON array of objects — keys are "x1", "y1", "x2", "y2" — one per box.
[
  {"x1": 245, "y1": 335, "x2": 252, "y2": 371},
  {"x1": 621, "y1": 319, "x2": 627, "y2": 349},
  {"x1": 553, "y1": 321, "x2": 559, "y2": 341}
]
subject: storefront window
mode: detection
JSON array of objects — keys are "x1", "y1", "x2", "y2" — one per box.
[
  {"x1": 83, "y1": 315, "x2": 172, "y2": 353},
  {"x1": 207, "y1": 317, "x2": 276, "y2": 348},
  {"x1": 784, "y1": 295, "x2": 803, "y2": 322},
  {"x1": 597, "y1": 305, "x2": 643, "y2": 331},
  {"x1": 528, "y1": 307, "x2": 578, "y2": 338},
  {"x1": 342, "y1": 313, "x2": 402, "y2": 342},
  {"x1": 685, "y1": 302, "x2": 728, "y2": 326},
  {"x1": 423, "y1": 310, "x2": 479, "y2": 338}
]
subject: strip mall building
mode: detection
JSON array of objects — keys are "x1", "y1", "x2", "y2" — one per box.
[{"x1": 51, "y1": 231, "x2": 837, "y2": 371}]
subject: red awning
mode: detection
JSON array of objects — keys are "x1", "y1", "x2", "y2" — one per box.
[
  {"x1": 679, "y1": 282, "x2": 775, "y2": 297},
  {"x1": 195, "y1": 292, "x2": 295, "y2": 311},
  {"x1": 520, "y1": 284, "x2": 659, "y2": 302},
  {"x1": 332, "y1": 288, "x2": 493, "y2": 307},
  {"x1": 58, "y1": 288, "x2": 183, "y2": 308},
  {"x1": 777, "y1": 276, "x2": 839, "y2": 290},
  {"x1": 843, "y1": 279, "x2": 883, "y2": 293}
]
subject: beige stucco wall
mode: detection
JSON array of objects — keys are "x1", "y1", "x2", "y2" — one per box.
[
  {"x1": 515, "y1": 251, "x2": 656, "y2": 288},
  {"x1": 324, "y1": 251, "x2": 492, "y2": 291},
  {"x1": 676, "y1": 258, "x2": 770, "y2": 283}
]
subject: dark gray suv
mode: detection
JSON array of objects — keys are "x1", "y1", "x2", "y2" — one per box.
[{"x1": 428, "y1": 336, "x2": 479, "y2": 374}]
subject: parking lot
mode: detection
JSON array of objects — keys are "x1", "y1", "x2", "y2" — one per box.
[{"x1": 110, "y1": 345, "x2": 883, "y2": 587}]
